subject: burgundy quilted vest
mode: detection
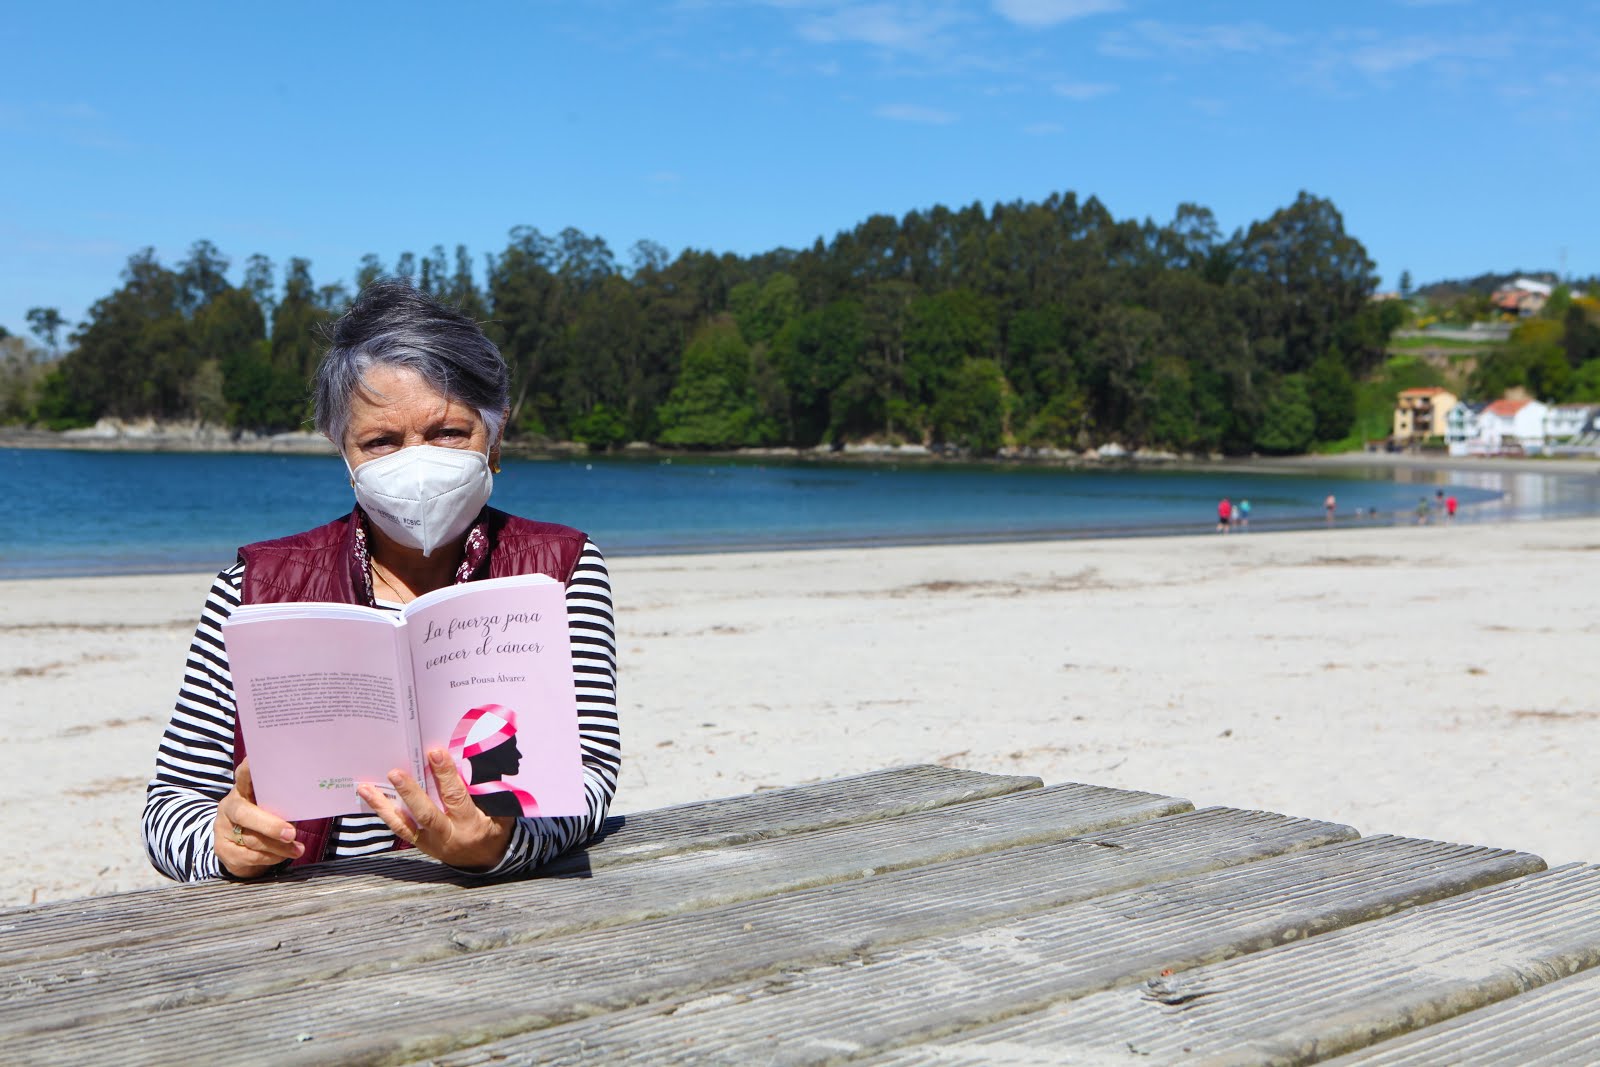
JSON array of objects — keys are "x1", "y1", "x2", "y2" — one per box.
[{"x1": 232, "y1": 506, "x2": 587, "y2": 867}]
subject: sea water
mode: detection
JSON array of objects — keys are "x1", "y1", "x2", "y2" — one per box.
[{"x1": 3, "y1": 447, "x2": 1599, "y2": 579}]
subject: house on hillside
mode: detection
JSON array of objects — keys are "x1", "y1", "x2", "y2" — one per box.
[
  {"x1": 1546, "y1": 407, "x2": 1600, "y2": 456},
  {"x1": 1392, "y1": 387, "x2": 1457, "y2": 445},
  {"x1": 1490, "y1": 277, "x2": 1553, "y2": 318},
  {"x1": 1544, "y1": 403, "x2": 1595, "y2": 444},
  {"x1": 1461, "y1": 396, "x2": 1549, "y2": 455},
  {"x1": 1446, "y1": 401, "x2": 1487, "y2": 456}
]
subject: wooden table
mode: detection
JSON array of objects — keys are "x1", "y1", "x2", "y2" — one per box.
[{"x1": 4, "y1": 766, "x2": 1598, "y2": 1065}]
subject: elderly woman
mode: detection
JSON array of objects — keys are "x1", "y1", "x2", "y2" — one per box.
[{"x1": 143, "y1": 281, "x2": 619, "y2": 880}]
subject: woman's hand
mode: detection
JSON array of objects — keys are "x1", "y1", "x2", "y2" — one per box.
[
  {"x1": 357, "y1": 748, "x2": 514, "y2": 872},
  {"x1": 215, "y1": 759, "x2": 304, "y2": 878}
]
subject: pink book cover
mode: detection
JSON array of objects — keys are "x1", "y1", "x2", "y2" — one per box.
[
  {"x1": 403, "y1": 574, "x2": 585, "y2": 820},
  {"x1": 224, "y1": 574, "x2": 584, "y2": 823},
  {"x1": 223, "y1": 606, "x2": 419, "y2": 822}
]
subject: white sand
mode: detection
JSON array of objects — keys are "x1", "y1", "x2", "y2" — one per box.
[{"x1": 3, "y1": 517, "x2": 1597, "y2": 909}]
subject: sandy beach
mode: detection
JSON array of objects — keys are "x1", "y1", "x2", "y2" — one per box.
[{"x1": 2, "y1": 515, "x2": 1597, "y2": 909}]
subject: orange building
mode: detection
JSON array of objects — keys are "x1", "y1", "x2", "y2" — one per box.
[{"x1": 1393, "y1": 387, "x2": 1457, "y2": 444}]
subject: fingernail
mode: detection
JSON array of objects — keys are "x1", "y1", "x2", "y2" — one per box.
[
  {"x1": 279, "y1": 827, "x2": 296, "y2": 842},
  {"x1": 389, "y1": 770, "x2": 404, "y2": 785},
  {"x1": 430, "y1": 750, "x2": 448, "y2": 765},
  {"x1": 292, "y1": 843, "x2": 305, "y2": 857}
]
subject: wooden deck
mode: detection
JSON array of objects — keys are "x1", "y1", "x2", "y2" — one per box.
[{"x1": 4, "y1": 765, "x2": 1598, "y2": 1065}]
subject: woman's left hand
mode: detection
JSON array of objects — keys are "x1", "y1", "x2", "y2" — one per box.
[{"x1": 357, "y1": 748, "x2": 514, "y2": 871}]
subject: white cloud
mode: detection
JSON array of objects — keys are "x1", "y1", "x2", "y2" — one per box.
[
  {"x1": 1052, "y1": 80, "x2": 1115, "y2": 100},
  {"x1": 795, "y1": 3, "x2": 968, "y2": 52},
  {"x1": 1023, "y1": 120, "x2": 1065, "y2": 134},
  {"x1": 1347, "y1": 35, "x2": 1501, "y2": 76},
  {"x1": 992, "y1": 0, "x2": 1124, "y2": 29},
  {"x1": 874, "y1": 102, "x2": 959, "y2": 123},
  {"x1": 1101, "y1": 19, "x2": 1294, "y2": 59}
]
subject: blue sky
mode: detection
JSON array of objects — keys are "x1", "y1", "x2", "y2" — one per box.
[{"x1": 4, "y1": 1, "x2": 1597, "y2": 340}]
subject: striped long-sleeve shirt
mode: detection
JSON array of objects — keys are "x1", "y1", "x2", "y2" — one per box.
[{"x1": 142, "y1": 540, "x2": 620, "y2": 882}]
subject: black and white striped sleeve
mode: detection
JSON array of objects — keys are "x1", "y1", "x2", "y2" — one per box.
[
  {"x1": 142, "y1": 540, "x2": 621, "y2": 883},
  {"x1": 142, "y1": 564, "x2": 245, "y2": 883},
  {"x1": 466, "y1": 539, "x2": 621, "y2": 876}
]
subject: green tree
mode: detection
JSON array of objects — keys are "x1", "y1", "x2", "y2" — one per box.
[
  {"x1": 271, "y1": 258, "x2": 328, "y2": 384},
  {"x1": 25, "y1": 307, "x2": 67, "y2": 357},
  {"x1": 178, "y1": 240, "x2": 230, "y2": 312},
  {"x1": 1307, "y1": 350, "x2": 1357, "y2": 441},
  {"x1": 1235, "y1": 192, "x2": 1379, "y2": 373},
  {"x1": 242, "y1": 254, "x2": 277, "y2": 327},
  {"x1": 1562, "y1": 299, "x2": 1600, "y2": 367},
  {"x1": 772, "y1": 300, "x2": 865, "y2": 446},
  {"x1": 187, "y1": 358, "x2": 229, "y2": 425},
  {"x1": 656, "y1": 315, "x2": 773, "y2": 447},
  {"x1": 0, "y1": 335, "x2": 47, "y2": 423},
  {"x1": 931, "y1": 358, "x2": 1012, "y2": 454},
  {"x1": 1253, "y1": 374, "x2": 1316, "y2": 454},
  {"x1": 356, "y1": 253, "x2": 385, "y2": 292},
  {"x1": 60, "y1": 248, "x2": 193, "y2": 419}
]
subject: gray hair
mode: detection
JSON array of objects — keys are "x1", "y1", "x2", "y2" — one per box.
[{"x1": 314, "y1": 279, "x2": 508, "y2": 449}]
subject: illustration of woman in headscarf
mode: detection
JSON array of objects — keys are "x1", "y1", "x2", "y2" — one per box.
[{"x1": 448, "y1": 704, "x2": 539, "y2": 818}]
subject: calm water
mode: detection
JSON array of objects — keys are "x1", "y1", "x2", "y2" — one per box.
[{"x1": 4, "y1": 447, "x2": 1600, "y2": 579}]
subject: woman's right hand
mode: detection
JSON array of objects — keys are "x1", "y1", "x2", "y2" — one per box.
[{"x1": 215, "y1": 759, "x2": 303, "y2": 878}]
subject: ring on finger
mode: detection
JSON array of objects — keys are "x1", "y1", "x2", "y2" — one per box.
[{"x1": 230, "y1": 822, "x2": 245, "y2": 845}]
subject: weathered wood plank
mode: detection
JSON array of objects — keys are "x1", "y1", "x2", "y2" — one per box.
[
  {"x1": 1, "y1": 806, "x2": 1346, "y2": 1066},
  {"x1": 563, "y1": 763, "x2": 1047, "y2": 868},
  {"x1": 0, "y1": 781, "x2": 1186, "y2": 1044},
  {"x1": 1323, "y1": 963, "x2": 1600, "y2": 1066},
  {"x1": 411, "y1": 837, "x2": 1545, "y2": 1066},
  {"x1": 866, "y1": 863, "x2": 1600, "y2": 1067},
  {"x1": 0, "y1": 764, "x2": 1044, "y2": 968}
]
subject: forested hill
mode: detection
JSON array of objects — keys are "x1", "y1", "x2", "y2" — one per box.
[{"x1": 16, "y1": 190, "x2": 1399, "y2": 456}]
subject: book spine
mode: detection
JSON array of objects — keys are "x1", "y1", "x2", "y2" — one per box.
[{"x1": 393, "y1": 622, "x2": 429, "y2": 802}]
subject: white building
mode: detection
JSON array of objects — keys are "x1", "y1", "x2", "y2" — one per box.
[
  {"x1": 1545, "y1": 404, "x2": 1595, "y2": 444},
  {"x1": 1464, "y1": 397, "x2": 1548, "y2": 455},
  {"x1": 1446, "y1": 402, "x2": 1486, "y2": 456}
]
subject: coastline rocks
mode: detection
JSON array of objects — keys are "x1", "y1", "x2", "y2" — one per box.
[
  {"x1": 839, "y1": 441, "x2": 931, "y2": 457},
  {"x1": 53, "y1": 418, "x2": 332, "y2": 453}
]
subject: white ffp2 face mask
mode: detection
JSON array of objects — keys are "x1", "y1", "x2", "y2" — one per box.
[{"x1": 347, "y1": 445, "x2": 494, "y2": 556}]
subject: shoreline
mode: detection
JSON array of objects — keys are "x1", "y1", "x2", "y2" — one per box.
[
  {"x1": 2, "y1": 519, "x2": 1596, "y2": 908},
  {"x1": 6, "y1": 425, "x2": 1599, "y2": 479},
  {"x1": 6, "y1": 509, "x2": 1596, "y2": 584},
  {"x1": 7, "y1": 441, "x2": 1600, "y2": 582}
]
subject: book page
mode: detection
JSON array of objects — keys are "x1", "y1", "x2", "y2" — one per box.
[
  {"x1": 224, "y1": 611, "x2": 420, "y2": 821},
  {"x1": 400, "y1": 574, "x2": 586, "y2": 818}
]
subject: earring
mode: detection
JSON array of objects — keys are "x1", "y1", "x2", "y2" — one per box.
[{"x1": 491, "y1": 463, "x2": 502, "y2": 474}]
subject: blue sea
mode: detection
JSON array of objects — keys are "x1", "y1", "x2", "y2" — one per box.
[{"x1": 4, "y1": 447, "x2": 1600, "y2": 579}]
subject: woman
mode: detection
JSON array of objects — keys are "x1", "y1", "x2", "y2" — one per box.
[{"x1": 142, "y1": 281, "x2": 619, "y2": 881}]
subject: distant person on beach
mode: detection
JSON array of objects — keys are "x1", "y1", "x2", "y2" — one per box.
[
  {"x1": 1324, "y1": 494, "x2": 1336, "y2": 524},
  {"x1": 142, "y1": 281, "x2": 620, "y2": 884},
  {"x1": 1446, "y1": 494, "x2": 1458, "y2": 520},
  {"x1": 1217, "y1": 497, "x2": 1232, "y2": 533},
  {"x1": 1415, "y1": 497, "x2": 1430, "y2": 525},
  {"x1": 1236, "y1": 499, "x2": 1251, "y2": 529}
]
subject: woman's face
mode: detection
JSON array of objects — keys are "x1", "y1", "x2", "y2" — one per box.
[{"x1": 342, "y1": 365, "x2": 497, "y2": 471}]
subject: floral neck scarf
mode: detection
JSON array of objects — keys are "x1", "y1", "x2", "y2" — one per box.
[{"x1": 351, "y1": 507, "x2": 491, "y2": 606}]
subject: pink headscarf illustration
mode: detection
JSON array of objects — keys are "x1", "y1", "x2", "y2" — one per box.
[{"x1": 448, "y1": 704, "x2": 539, "y2": 818}]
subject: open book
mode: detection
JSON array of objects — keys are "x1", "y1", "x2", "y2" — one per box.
[{"x1": 221, "y1": 573, "x2": 585, "y2": 822}]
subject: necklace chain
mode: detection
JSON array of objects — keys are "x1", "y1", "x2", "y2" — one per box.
[{"x1": 372, "y1": 564, "x2": 407, "y2": 603}]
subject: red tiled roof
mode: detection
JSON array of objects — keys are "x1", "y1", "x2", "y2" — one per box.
[{"x1": 1485, "y1": 399, "x2": 1529, "y2": 417}]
